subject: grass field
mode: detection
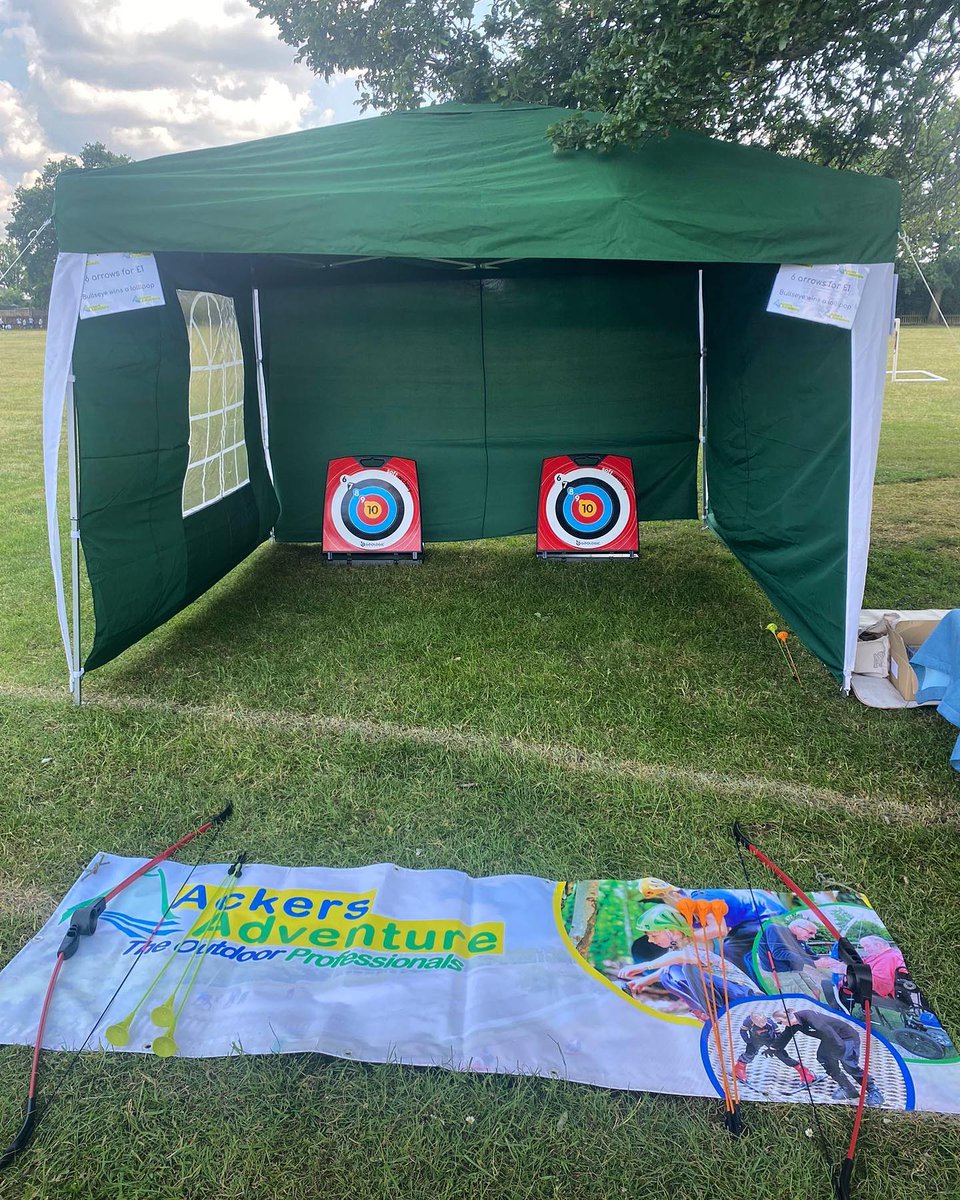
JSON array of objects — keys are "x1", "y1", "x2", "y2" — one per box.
[{"x1": 0, "y1": 326, "x2": 958, "y2": 1199}]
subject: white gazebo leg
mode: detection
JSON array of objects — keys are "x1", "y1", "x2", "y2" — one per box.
[{"x1": 66, "y1": 376, "x2": 82, "y2": 705}]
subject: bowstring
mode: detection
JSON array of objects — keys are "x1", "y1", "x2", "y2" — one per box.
[{"x1": 733, "y1": 835, "x2": 837, "y2": 1184}]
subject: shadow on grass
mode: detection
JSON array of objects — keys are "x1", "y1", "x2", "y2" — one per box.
[
  {"x1": 86, "y1": 527, "x2": 960, "y2": 802},
  {"x1": 98, "y1": 525, "x2": 763, "y2": 708}
]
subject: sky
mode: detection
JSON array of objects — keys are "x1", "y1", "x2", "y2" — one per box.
[{"x1": 0, "y1": 0, "x2": 364, "y2": 228}]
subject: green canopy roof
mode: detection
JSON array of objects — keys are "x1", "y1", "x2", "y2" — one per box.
[{"x1": 55, "y1": 103, "x2": 899, "y2": 263}]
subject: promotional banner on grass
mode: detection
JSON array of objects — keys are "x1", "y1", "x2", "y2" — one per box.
[{"x1": 1, "y1": 857, "x2": 959, "y2": 1116}]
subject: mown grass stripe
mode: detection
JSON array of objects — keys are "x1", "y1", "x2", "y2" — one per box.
[{"x1": 1, "y1": 683, "x2": 954, "y2": 828}]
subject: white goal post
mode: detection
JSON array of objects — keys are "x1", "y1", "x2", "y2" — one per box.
[{"x1": 886, "y1": 319, "x2": 947, "y2": 383}]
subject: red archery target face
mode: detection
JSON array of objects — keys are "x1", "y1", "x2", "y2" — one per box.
[
  {"x1": 323, "y1": 458, "x2": 422, "y2": 554},
  {"x1": 338, "y1": 475, "x2": 407, "y2": 542},
  {"x1": 538, "y1": 457, "x2": 637, "y2": 553}
]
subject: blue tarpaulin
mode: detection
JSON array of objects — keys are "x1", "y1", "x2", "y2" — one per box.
[{"x1": 913, "y1": 610, "x2": 960, "y2": 771}]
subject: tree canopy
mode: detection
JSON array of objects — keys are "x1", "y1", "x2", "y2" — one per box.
[
  {"x1": 0, "y1": 242, "x2": 28, "y2": 307},
  {"x1": 895, "y1": 99, "x2": 960, "y2": 317},
  {"x1": 5, "y1": 143, "x2": 131, "y2": 306},
  {"x1": 249, "y1": 0, "x2": 958, "y2": 168}
]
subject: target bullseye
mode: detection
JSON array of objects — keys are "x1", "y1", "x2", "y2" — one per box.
[
  {"x1": 344, "y1": 482, "x2": 403, "y2": 540},
  {"x1": 572, "y1": 493, "x2": 602, "y2": 522},
  {"x1": 559, "y1": 482, "x2": 620, "y2": 537}
]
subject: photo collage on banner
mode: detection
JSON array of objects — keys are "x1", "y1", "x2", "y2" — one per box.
[{"x1": 559, "y1": 878, "x2": 957, "y2": 1111}]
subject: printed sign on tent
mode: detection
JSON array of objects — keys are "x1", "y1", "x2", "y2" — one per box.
[
  {"x1": 1, "y1": 856, "x2": 958, "y2": 1118},
  {"x1": 767, "y1": 264, "x2": 870, "y2": 329},
  {"x1": 79, "y1": 253, "x2": 165, "y2": 320}
]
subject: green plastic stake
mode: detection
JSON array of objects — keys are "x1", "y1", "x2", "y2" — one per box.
[{"x1": 105, "y1": 873, "x2": 207, "y2": 1047}]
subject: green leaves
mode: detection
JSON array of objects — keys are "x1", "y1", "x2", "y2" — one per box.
[{"x1": 249, "y1": 0, "x2": 958, "y2": 172}]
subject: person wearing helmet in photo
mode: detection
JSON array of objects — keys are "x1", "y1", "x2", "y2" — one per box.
[
  {"x1": 733, "y1": 1011, "x2": 818, "y2": 1088},
  {"x1": 617, "y1": 904, "x2": 760, "y2": 1021},
  {"x1": 636, "y1": 877, "x2": 789, "y2": 984}
]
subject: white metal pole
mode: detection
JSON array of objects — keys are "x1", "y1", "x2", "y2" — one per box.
[
  {"x1": 252, "y1": 287, "x2": 277, "y2": 542},
  {"x1": 698, "y1": 269, "x2": 709, "y2": 526},
  {"x1": 252, "y1": 288, "x2": 274, "y2": 484},
  {"x1": 891, "y1": 317, "x2": 900, "y2": 382},
  {"x1": 66, "y1": 375, "x2": 82, "y2": 705}
]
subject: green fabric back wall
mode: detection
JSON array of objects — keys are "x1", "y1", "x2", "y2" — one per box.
[
  {"x1": 262, "y1": 271, "x2": 487, "y2": 542},
  {"x1": 703, "y1": 264, "x2": 851, "y2": 679},
  {"x1": 74, "y1": 254, "x2": 279, "y2": 671},
  {"x1": 482, "y1": 263, "x2": 698, "y2": 533},
  {"x1": 261, "y1": 261, "x2": 699, "y2": 542}
]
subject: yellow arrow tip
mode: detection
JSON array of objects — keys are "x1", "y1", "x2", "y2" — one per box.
[{"x1": 152, "y1": 1033, "x2": 178, "y2": 1058}]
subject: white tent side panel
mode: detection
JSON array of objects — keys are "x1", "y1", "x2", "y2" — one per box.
[
  {"x1": 844, "y1": 263, "x2": 896, "y2": 689},
  {"x1": 42, "y1": 251, "x2": 86, "y2": 688}
]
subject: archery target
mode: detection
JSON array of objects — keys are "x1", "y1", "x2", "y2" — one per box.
[
  {"x1": 538, "y1": 457, "x2": 637, "y2": 553},
  {"x1": 323, "y1": 458, "x2": 422, "y2": 556}
]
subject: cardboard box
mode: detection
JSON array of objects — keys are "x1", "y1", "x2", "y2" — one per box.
[{"x1": 887, "y1": 618, "x2": 942, "y2": 702}]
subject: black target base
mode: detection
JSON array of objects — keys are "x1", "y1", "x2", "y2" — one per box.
[
  {"x1": 537, "y1": 550, "x2": 639, "y2": 561},
  {"x1": 324, "y1": 550, "x2": 423, "y2": 566}
]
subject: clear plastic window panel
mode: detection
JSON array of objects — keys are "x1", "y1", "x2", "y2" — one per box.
[{"x1": 178, "y1": 290, "x2": 250, "y2": 516}]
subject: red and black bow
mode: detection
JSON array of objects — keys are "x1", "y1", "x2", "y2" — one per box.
[{"x1": 733, "y1": 822, "x2": 873, "y2": 1200}]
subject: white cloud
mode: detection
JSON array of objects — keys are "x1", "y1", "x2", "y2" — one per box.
[
  {"x1": 0, "y1": 0, "x2": 361, "y2": 227},
  {"x1": 0, "y1": 78, "x2": 63, "y2": 225},
  {"x1": 0, "y1": 78, "x2": 50, "y2": 165},
  {"x1": 0, "y1": 174, "x2": 14, "y2": 226}
]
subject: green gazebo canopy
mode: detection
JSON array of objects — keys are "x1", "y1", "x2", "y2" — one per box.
[
  {"x1": 55, "y1": 103, "x2": 899, "y2": 264},
  {"x1": 46, "y1": 104, "x2": 899, "y2": 687}
]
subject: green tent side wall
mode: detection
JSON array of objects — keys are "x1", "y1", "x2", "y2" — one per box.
[
  {"x1": 703, "y1": 265, "x2": 854, "y2": 679},
  {"x1": 73, "y1": 255, "x2": 278, "y2": 671}
]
